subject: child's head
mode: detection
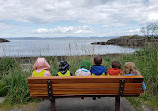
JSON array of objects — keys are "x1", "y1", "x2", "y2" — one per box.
[
  {"x1": 111, "y1": 61, "x2": 121, "y2": 69},
  {"x1": 58, "y1": 61, "x2": 69, "y2": 74},
  {"x1": 33, "y1": 58, "x2": 50, "y2": 71},
  {"x1": 94, "y1": 55, "x2": 102, "y2": 66},
  {"x1": 122, "y1": 62, "x2": 139, "y2": 75},
  {"x1": 80, "y1": 60, "x2": 90, "y2": 70}
]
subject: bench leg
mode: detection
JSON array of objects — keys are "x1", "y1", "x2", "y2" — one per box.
[
  {"x1": 115, "y1": 96, "x2": 120, "y2": 111},
  {"x1": 51, "y1": 99, "x2": 55, "y2": 111}
]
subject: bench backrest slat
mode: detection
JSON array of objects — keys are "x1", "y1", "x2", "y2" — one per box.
[
  {"x1": 28, "y1": 76, "x2": 143, "y2": 98},
  {"x1": 29, "y1": 83, "x2": 142, "y2": 89}
]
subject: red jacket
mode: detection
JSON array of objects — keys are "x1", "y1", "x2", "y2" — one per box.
[{"x1": 107, "y1": 68, "x2": 121, "y2": 76}]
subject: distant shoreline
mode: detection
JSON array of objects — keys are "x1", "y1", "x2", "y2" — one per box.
[{"x1": 91, "y1": 35, "x2": 158, "y2": 48}]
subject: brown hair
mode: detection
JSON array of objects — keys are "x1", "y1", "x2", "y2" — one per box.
[
  {"x1": 111, "y1": 61, "x2": 121, "y2": 69},
  {"x1": 122, "y1": 62, "x2": 140, "y2": 75},
  {"x1": 94, "y1": 55, "x2": 102, "y2": 66}
]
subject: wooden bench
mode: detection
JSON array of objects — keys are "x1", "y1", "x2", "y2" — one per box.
[{"x1": 28, "y1": 76, "x2": 144, "y2": 111}]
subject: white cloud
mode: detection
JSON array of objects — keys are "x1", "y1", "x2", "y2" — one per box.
[
  {"x1": 146, "y1": 12, "x2": 158, "y2": 23},
  {"x1": 33, "y1": 28, "x2": 49, "y2": 33},
  {"x1": 125, "y1": 28, "x2": 142, "y2": 35},
  {"x1": 32, "y1": 25, "x2": 93, "y2": 34},
  {"x1": 128, "y1": 28, "x2": 140, "y2": 33}
]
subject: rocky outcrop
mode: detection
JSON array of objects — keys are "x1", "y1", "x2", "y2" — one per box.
[
  {"x1": 0, "y1": 38, "x2": 10, "y2": 42},
  {"x1": 91, "y1": 35, "x2": 158, "y2": 48}
]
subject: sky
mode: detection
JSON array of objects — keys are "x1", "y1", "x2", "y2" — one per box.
[{"x1": 0, "y1": 0, "x2": 158, "y2": 38}]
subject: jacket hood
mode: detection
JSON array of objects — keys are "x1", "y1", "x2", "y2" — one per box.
[
  {"x1": 90, "y1": 65, "x2": 106, "y2": 75},
  {"x1": 80, "y1": 60, "x2": 90, "y2": 70},
  {"x1": 108, "y1": 68, "x2": 121, "y2": 76},
  {"x1": 58, "y1": 61, "x2": 70, "y2": 74},
  {"x1": 33, "y1": 58, "x2": 50, "y2": 72}
]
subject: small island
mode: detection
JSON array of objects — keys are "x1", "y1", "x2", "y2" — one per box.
[
  {"x1": 91, "y1": 35, "x2": 158, "y2": 48},
  {"x1": 0, "y1": 38, "x2": 10, "y2": 42}
]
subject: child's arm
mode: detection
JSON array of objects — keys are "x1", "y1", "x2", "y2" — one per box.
[
  {"x1": 140, "y1": 81, "x2": 146, "y2": 95},
  {"x1": 104, "y1": 68, "x2": 107, "y2": 75},
  {"x1": 43, "y1": 71, "x2": 52, "y2": 76},
  {"x1": 70, "y1": 72, "x2": 73, "y2": 76},
  {"x1": 90, "y1": 67, "x2": 93, "y2": 74},
  {"x1": 142, "y1": 81, "x2": 146, "y2": 91},
  {"x1": 75, "y1": 69, "x2": 80, "y2": 76},
  {"x1": 102, "y1": 66, "x2": 107, "y2": 75}
]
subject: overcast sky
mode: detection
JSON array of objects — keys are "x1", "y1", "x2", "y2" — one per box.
[{"x1": 0, "y1": 0, "x2": 158, "y2": 38}]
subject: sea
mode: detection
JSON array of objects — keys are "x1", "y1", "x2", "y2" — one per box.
[{"x1": 0, "y1": 37, "x2": 136, "y2": 57}]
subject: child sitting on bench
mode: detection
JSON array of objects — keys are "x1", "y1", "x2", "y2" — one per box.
[
  {"x1": 56, "y1": 61, "x2": 72, "y2": 76},
  {"x1": 122, "y1": 62, "x2": 146, "y2": 93},
  {"x1": 75, "y1": 60, "x2": 91, "y2": 76},
  {"x1": 32, "y1": 58, "x2": 51, "y2": 77},
  {"x1": 107, "y1": 61, "x2": 121, "y2": 76},
  {"x1": 90, "y1": 55, "x2": 107, "y2": 76}
]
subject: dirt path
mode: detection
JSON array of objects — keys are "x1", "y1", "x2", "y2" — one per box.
[{"x1": 35, "y1": 97, "x2": 136, "y2": 111}]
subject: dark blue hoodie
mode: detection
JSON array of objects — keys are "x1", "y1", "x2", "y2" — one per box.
[{"x1": 90, "y1": 65, "x2": 107, "y2": 76}]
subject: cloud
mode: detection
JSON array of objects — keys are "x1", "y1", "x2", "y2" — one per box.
[
  {"x1": 32, "y1": 25, "x2": 93, "y2": 34},
  {"x1": 146, "y1": 12, "x2": 158, "y2": 23},
  {"x1": 128, "y1": 28, "x2": 140, "y2": 33},
  {"x1": 0, "y1": 0, "x2": 158, "y2": 37},
  {"x1": 0, "y1": 0, "x2": 157, "y2": 26},
  {"x1": 125, "y1": 28, "x2": 142, "y2": 35}
]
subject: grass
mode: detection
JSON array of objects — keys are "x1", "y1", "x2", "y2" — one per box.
[
  {"x1": 3, "y1": 68, "x2": 31, "y2": 104},
  {"x1": 0, "y1": 44, "x2": 158, "y2": 110},
  {"x1": 116, "y1": 45, "x2": 158, "y2": 110}
]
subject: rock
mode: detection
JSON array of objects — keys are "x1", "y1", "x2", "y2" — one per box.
[
  {"x1": 91, "y1": 42, "x2": 106, "y2": 45},
  {"x1": 0, "y1": 38, "x2": 10, "y2": 42}
]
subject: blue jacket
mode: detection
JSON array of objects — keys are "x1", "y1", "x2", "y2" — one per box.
[
  {"x1": 124, "y1": 73, "x2": 146, "y2": 91},
  {"x1": 90, "y1": 65, "x2": 107, "y2": 76}
]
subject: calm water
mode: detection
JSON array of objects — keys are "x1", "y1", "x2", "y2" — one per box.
[{"x1": 0, "y1": 37, "x2": 136, "y2": 57}]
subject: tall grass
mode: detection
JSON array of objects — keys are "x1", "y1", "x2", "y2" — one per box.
[
  {"x1": 3, "y1": 68, "x2": 31, "y2": 104},
  {"x1": 0, "y1": 58, "x2": 33, "y2": 105},
  {"x1": 116, "y1": 45, "x2": 158, "y2": 109},
  {"x1": 0, "y1": 57, "x2": 17, "y2": 77}
]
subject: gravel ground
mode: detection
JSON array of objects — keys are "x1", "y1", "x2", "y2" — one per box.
[{"x1": 35, "y1": 97, "x2": 136, "y2": 111}]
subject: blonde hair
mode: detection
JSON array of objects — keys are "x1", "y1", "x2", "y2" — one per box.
[{"x1": 122, "y1": 62, "x2": 140, "y2": 75}]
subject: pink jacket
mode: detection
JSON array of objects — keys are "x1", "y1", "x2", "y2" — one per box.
[{"x1": 32, "y1": 58, "x2": 51, "y2": 76}]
